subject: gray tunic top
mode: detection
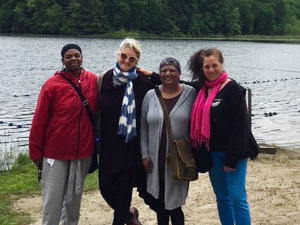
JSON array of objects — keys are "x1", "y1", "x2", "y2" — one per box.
[{"x1": 140, "y1": 84, "x2": 197, "y2": 210}]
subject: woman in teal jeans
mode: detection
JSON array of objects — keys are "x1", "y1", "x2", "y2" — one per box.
[{"x1": 188, "y1": 48, "x2": 259, "y2": 225}]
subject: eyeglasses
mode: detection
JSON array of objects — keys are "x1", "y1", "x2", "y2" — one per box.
[
  {"x1": 119, "y1": 53, "x2": 138, "y2": 63},
  {"x1": 160, "y1": 69, "x2": 179, "y2": 75}
]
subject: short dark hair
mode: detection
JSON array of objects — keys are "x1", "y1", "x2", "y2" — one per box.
[
  {"x1": 159, "y1": 57, "x2": 181, "y2": 73},
  {"x1": 61, "y1": 44, "x2": 82, "y2": 58}
]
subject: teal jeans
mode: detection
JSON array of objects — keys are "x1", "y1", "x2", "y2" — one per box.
[{"x1": 209, "y1": 151, "x2": 251, "y2": 225}]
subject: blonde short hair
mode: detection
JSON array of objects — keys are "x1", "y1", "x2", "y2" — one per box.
[{"x1": 118, "y1": 38, "x2": 142, "y2": 60}]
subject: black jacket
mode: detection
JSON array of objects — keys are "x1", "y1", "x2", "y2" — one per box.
[{"x1": 209, "y1": 80, "x2": 259, "y2": 168}]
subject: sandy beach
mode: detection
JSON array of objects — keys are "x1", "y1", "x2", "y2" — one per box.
[{"x1": 14, "y1": 148, "x2": 300, "y2": 225}]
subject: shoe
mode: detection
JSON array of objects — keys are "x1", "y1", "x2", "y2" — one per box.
[{"x1": 126, "y1": 207, "x2": 142, "y2": 225}]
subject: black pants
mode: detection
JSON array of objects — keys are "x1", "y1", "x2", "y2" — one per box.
[
  {"x1": 156, "y1": 180, "x2": 185, "y2": 225},
  {"x1": 99, "y1": 168, "x2": 133, "y2": 225}
]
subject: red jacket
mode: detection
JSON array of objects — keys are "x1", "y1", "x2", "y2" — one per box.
[{"x1": 29, "y1": 69, "x2": 98, "y2": 161}]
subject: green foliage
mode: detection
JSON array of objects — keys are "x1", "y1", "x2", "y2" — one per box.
[
  {"x1": 0, "y1": 148, "x2": 15, "y2": 171},
  {"x1": 0, "y1": 153, "x2": 39, "y2": 224},
  {"x1": 0, "y1": 152, "x2": 99, "y2": 224},
  {"x1": 84, "y1": 172, "x2": 99, "y2": 192},
  {"x1": 43, "y1": 4, "x2": 64, "y2": 34},
  {"x1": 101, "y1": 29, "x2": 142, "y2": 38},
  {"x1": 1, "y1": 0, "x2": 300, "y2": 36},
  {"x1": 0, "y1": 153, "x2": 40, "y2": 195},
  {"x1": 253, "y1": 0, "x2": 276, "y2": 35}
]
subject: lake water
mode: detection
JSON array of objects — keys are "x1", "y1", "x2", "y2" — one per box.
[{"x1": 0, "y1": 35, "x2": 300, "y2": 159}]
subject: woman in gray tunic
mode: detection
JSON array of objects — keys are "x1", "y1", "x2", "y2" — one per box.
[{"x1": 140, "y1": 58, "x2": 196, "y2": 225}]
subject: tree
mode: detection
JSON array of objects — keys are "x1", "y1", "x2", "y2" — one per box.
[
  {"x1": 138, "y1": 0, "x2": 174, "y2": 35},
  {"x1": 0, "y1": 0, "x2": 21, "y2": 32},
  {"x1": 43, "y1": 3, "x2": 65, "y2": 34},
  {"x1": 76, "y1": 0, "x2": 109, "y2": 34},
  {"x1": 233, "y1": 0, "x2": 254, "y2": 34},
  {"x1": 11, "y1": 1, "x2": 33, "y2": 33},
  {"x1": 253, "y1": 1, "x2": 276, "y2": 35},
  {"x1": 102, "y1": 0, "x2": 129, "y2": 31},
  {"x1": 225, "y1": 7, "x2": 241, "y2": 36},
  {"x1": 60, "y1": 0, "x2": 81, "y2": 34},
  {"x1": 28, "y1": 0, "x2": 54, "y2": 34},
  {"x1": 1, "y1": 0, "x2": 300, "y2": 36}
]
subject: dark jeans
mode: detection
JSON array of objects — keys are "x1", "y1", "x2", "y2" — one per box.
[
  {"x1": 156, "y1": 180, "x2": 185, "y2": 225},
  {"x1": 99, "y1": 168, "x2": 133, "y2": 225}
]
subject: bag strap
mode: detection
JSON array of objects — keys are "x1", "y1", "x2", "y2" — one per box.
[
  {"x1": 154, "y1": 86, "x2": 174, "y2": 142},
  {"x1": 62, "y1": 75, "x2": 95, "y2": 129}
]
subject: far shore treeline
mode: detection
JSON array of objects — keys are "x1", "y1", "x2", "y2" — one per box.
[{"x1": 1, "y1": 0, "x2": 300, "y2": 37}]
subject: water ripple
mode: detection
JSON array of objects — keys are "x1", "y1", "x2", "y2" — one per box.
[{"x1": 1, "y1": 36, "x2": 300, "y2": 157}]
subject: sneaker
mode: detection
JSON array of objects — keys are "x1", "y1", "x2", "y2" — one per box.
[{"x1": 126, "y1": 207, "x2": 142, "y2": 225}]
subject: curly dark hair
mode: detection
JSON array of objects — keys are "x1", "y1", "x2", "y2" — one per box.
[{"x1": 188, "y1": 48, "x2": 224, "y2": 83}]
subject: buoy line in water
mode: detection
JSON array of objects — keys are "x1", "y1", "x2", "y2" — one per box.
[{"x1": 239, "y1": 76, "x2": 300, "y2": 85}]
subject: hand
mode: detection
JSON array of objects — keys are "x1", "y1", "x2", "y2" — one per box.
[
  {"x1": 137, "y1": 67, "x2": 153, "y2": 77},
  {"x1": 224, "y1": 166, "x2": 235, "y2": 173},
  {"x1": 142, "y1": 157, "x2": 153, "y2": 174}
]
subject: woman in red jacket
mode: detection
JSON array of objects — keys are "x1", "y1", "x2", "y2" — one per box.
[{"x1": 29, "y1": 44, "x2": 98, "y2": 225}]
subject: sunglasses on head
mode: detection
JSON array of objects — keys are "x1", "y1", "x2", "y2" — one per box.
[{"x1": 119, "y1": 53, "x2": 138, "y2": 63}]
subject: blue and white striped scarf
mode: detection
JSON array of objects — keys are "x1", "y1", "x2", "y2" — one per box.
[{"x1": 113, "y1": 64, "x2": 138, "y2": 143}]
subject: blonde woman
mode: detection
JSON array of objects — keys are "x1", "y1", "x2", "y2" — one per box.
[{"x1": 98, "y1": 38, "x2": 159, "y2": 225}]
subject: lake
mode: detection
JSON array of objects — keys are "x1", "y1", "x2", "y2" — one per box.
[{"x1": 0, "y1": 35, "x2": 300, "y2": 159}]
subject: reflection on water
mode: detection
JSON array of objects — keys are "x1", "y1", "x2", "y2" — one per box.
[{"x1": 0, "y1": 36, "x2": 300, "y2": 158}]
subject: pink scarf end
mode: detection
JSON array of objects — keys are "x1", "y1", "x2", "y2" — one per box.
[
  {"x1": 190, "y1": 72, "x2": 228, "y2": 150},
  {"x1": 191, "y1": 135, "x2": 210, "y2": 151}
]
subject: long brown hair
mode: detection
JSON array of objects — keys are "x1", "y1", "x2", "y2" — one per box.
[{"x1": 188, "y1": 48, "x2": 224, "y2": 83}]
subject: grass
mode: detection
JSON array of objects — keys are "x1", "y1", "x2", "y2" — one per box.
[
  {"x1": 0, "y1": 154, "x2": 39, "y2": 224},
  {"x1": 0, "y1": 153, "x2": 98, "y2": 225},
  {"x1": 0, "y1": 148, "x2": 17, "y2": 171}
]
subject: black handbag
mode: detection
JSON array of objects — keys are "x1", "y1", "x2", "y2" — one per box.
[
  {"x1": 62, "y1": 74, "x2": 100, "y2": 174},
  {"x1": 191, "y1": 145, "x2": 213, "y2": 173}
]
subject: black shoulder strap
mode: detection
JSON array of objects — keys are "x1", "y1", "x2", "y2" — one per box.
[{"x1": 62, "y1": 75, "x2": 95, "y2": 128}]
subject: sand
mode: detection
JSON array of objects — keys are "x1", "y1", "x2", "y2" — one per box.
[{"x1": 14, "y1": 148, "x2": 300, "y2": 225}]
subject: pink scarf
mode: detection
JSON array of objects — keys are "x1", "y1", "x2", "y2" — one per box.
[{"x1": 190, "y1": 72, "x2": 228, "y2": 149}]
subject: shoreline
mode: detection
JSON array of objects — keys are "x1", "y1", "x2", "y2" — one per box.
[{"x1": 1, "y1": 33, "x2": 300, "y2": 44}]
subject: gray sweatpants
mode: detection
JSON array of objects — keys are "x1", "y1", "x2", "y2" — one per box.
[{"x1": 41, "y1": 157, "x2": 91, "y2": 225}]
